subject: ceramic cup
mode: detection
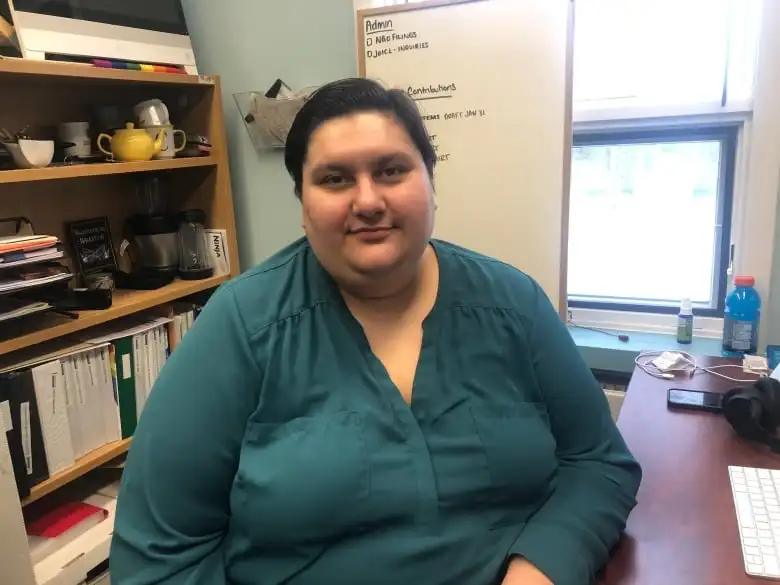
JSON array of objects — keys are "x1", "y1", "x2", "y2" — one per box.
[
  {"x1": 144, "y1": 125, "x2": 186, "y2": 159},
  {"x1": 134, "y1": 99, "x2": 170, "y2": 128},
  {"x1": 58, "y1": 121, "x2": 91, "y2": 158}
]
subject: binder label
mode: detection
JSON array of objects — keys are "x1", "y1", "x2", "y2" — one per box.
[
  {"x1": 86, "y1": 353, "x2": 96, "y2": 386},
  {"x1": 100, "y1": 350, "x2": 110, "y2": 386},
  {"x1": 61, "y1": 362, "x2": 71, "y2": 408},
  {"x1": 122, "y1": 354, "x2": 131, "y2": 379},
  {"x1": 50, "y1": 373, "x2": 58, "y2": 415},
  {"x1": 74, "y1": 359, "x2": 86, "y2": 407},
  {"x1": 0, "y1": 400, "x2": 11, "y2": 432},
  {"x1": 20, "y1": 401, "x2": 32, "y2": 475}
]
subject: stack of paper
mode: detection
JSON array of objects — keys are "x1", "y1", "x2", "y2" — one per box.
[
  {"x1": 27, "y1": 501, "x2": 109, "y2": 565},
  {"x1": 0, "y1": 272, "x2": 70, "y2": 294},
  {"x1": 0, "y1": 235, "x2": 58, "y2": 255},
  {"x1": 33, "y1": 494, "x2": 116, "y2": 585},
  {"x1": 0, "y1": 298, "x2": 52, "y2": 323},
  {"x1": 0, "y1": 236, "x2": 68, "y2": 295},
  {"x1": 0, "y1": 248, "x2": 64, "y2": 269}
]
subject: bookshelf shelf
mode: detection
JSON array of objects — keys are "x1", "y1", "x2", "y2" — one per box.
[
  {"x1": 0, "y1": 275, "x2": 228, "y2": 357},
  {"x1": 0, "y1": 157, "x2": 217, "y2": 185},
  {"x1": 21, "y1": 439, "x2": 132, "y2": 507},
  {"x1": 0, "y1": 58, "x2": 214, "y2": 86}
]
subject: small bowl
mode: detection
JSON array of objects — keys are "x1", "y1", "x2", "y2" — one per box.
[{"x1": 3, "y1": 139, "x2": 55, "y2": 169}]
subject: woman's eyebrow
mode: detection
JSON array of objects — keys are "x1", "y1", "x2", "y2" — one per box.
[
  {"x1": 309, "y1": 163, "x2": 352, "y2": 175},
  {"x1": 308, "y1": 151, "x2": 415, "y2": 175},
  {"x1": 374, "y1": 152, "x2": 414, "y2": 166}
]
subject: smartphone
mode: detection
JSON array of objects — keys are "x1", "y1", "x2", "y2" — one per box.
[{"x1": 667, "y1": 388, "x2": 724, "y2": 413}]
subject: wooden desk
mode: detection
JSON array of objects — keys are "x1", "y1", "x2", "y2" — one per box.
[{"x1": 602, "y1": 356, "x2": 779, "y2": 585}]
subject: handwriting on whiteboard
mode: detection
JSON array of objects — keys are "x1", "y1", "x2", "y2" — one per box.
[
  {"x1": 367, "y1": 42, "x2": 429, "y2": 60},
  {"x1": 366, "y1": 18, "x2": 393, "y2": 33},
  {"x1": 365, "y1": 17, "x2": 429, "y2": 59}
]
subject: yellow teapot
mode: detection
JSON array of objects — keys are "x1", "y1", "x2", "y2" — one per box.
[{"x1": 98, "y1": 123, "x2": 166, "y2": 162}]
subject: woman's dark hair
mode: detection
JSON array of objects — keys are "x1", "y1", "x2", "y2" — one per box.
[{"x1": 284, "y1": 78, "x2": 436, "y2": 199}]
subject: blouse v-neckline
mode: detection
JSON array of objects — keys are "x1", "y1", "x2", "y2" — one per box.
[{"x1": 318, "y1": 241, "x2": 448, "y2": 414}]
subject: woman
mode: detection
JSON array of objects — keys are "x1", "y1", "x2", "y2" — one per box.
[{"x1": 111, "y1": 78, "x2": 641, "y2": 585}]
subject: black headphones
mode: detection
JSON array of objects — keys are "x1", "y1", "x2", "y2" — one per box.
[{"x1": 723, "y1": 377, "x2": 780, "y2": 453}]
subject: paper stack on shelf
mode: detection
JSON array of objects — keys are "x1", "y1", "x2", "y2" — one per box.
[
  {"x1": 27, "y1": 501, "x2": 109, "y2": 565},
  {"x1": 0, "y1": 234, "x2": 58, "y2": 255},
  {"x1": 0, "y1": 298, "x2": 52, "y2": 323},
  {"x1": 0, "y1": 234, "x2": 72, "y2": 296},
  {"x1": 0, "y1": 248, "x2": 64, "y2": 269},
  {"x1": 33, "y1": 494, "x2": 116, "y2": 585},
  {"x1": 0, "y1": 270, "x2": 71, "y2": 295},
  {"x1": 0, "y1": 235, "x2": 69, "y2": 296},
  {"x1": 0, "y1": 260, "x2": 71, "y2": 294}
]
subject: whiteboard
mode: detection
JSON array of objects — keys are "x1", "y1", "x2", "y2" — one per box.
[{"x1": 358, "y1": 0, "x2": 573, "y2": 314}]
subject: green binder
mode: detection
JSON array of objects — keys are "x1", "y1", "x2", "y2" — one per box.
[{"x1": 111, "y1": 337, "x2": 137, "y2": 438}]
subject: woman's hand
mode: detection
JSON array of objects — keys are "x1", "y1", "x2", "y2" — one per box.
[{"x1": 502, "y1": 558, "x2": 554, "y2": 585}]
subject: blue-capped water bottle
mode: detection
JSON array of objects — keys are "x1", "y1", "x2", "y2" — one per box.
[{"x1": 722, "y1": 275, "x2": 761, "y2": 356}]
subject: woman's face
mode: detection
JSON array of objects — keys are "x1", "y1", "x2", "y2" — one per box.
[{"x1": 301, "y1": 111, "x2": 435, "y2": 288}]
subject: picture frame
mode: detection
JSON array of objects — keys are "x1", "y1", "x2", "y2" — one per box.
[{"x1": 67, "y1": 217, "x2": 119, "y2": 279}]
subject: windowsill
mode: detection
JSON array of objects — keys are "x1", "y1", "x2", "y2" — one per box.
[{"x1": 569, "y1": 325, "x2": 724, "y2": 374}]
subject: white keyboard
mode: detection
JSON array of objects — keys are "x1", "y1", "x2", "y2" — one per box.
[{"x1": 729, "y1": 466, "x2": 780, "y2": 579}]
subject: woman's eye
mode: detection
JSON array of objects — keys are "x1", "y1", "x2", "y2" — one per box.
[
  {"x1": 380, "y1": 166, "x2": 407, "y2": 180},
  {"x1": 321, "y1": 175, "x2": 348, "y2": 187}
]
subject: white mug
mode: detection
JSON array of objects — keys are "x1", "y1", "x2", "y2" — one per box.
[
  {"x1": 58, "y1": 121, "x2": 91, "y2": 158},
  {"x1": 144, "y1": 125, "x2": 186, "y2": 159},
  {"x1": 134, "y1": 99, "x2": 170, "y2": 128}
]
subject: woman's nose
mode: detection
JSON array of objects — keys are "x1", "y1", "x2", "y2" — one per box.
[{"x1": 352, "y1": 176, "x2": 386, "y2": 216}]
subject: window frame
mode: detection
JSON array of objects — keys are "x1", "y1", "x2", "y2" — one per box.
[{"x1": 567, "y1": 125, "x2": 739, "y2": 317}]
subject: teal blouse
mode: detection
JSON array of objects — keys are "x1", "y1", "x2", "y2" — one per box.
[{"x1": 110, "y1": 238, "x2": 641, "y2": 585}]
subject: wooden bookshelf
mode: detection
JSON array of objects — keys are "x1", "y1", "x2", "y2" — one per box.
[
  {"x1": 0, "y1": 58, "x2": 240, "y2": 534},
  {"x1": 21, "y1": 439, "x2": 132, "y2": 506},
  {"x1": 0, "y1": 156, "x2": 216, "y2": 185},
  {"x1": 0, "y1": 275, "x2": 229, "y2": 356}
]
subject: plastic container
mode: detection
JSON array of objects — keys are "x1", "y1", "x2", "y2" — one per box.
[
  {"x1": 722, "y1": 275, "x2": 761, "y2": 356},
  {"x1": 676, "y1": 298, "x2": 693, "y2": 344},
  {"x1": 177, "y1": 209, "x2": 213, "y2": 281}
]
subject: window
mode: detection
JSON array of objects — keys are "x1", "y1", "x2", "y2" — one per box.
[
  {"x1": 573, "y1": 0, "x2": 762, "y2": 119},
  {"x1": 568, "y1": 0, "x2": 762, "y2": 319},
  {"x1": 568, "y1": 127, "x2": 737, "y2": 315}
]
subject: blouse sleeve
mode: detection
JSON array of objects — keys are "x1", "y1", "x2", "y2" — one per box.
[
  {"x1": 110, "y1": 284, "x2": 262, "y2": 585},
  {"x1": 508, "y1": 279, "x2": 642, "y2": 585}
]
